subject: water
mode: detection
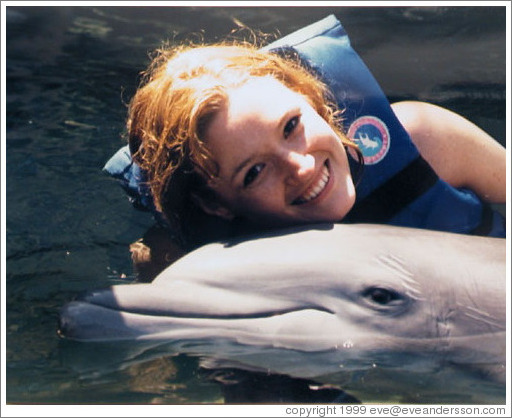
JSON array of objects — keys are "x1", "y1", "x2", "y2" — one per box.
[{"x1": 4, "y1": 5, "x2": 506, "y2": 407}]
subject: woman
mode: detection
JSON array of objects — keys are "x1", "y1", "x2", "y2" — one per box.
[{"x1": 107, "y1": 16, "x2": 505, "y2": 279}]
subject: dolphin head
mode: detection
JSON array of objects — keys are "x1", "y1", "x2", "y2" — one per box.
[{"x1": 59, "y1": 223, "x2": 506, "y2": 383}]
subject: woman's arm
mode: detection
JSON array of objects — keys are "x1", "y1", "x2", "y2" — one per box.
[{"x1": 391, "y1": 101, "x2": 506, "y2": 203}]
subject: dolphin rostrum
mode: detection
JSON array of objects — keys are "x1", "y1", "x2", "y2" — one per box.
[{"x1": 59, "y1": 223, "x2": 506, "y2": 398}]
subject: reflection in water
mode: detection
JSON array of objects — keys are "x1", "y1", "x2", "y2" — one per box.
[
  {"x1": 5, "y1": 5, "x2": 506, "y2": 404},
  {"x1": 55, "y1": 336, "x2": 504, "y2": 405},
  {"x1": 206, "y1": 369, "x2": 360, "y2": 404},
  {"x1": 56, "y1": 339, "x2": 358, "y2": 404}
]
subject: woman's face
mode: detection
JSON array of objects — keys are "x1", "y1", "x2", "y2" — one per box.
[{"x1": 201, "y1": 76, "x2": 356, "y2": 227}]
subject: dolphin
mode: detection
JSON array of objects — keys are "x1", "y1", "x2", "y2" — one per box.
[{"x1": 59, "y1": 223, "x2": 506, "y2": 398}]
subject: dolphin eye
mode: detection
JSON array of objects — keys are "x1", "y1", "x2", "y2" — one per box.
[{"x1": 363, "y1": 287, "x2": 403, "y2": 306}]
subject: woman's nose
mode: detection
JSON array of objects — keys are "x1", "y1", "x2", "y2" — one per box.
[{"x1": 284, "y1": 152, "x2": 315, "y2": 185}]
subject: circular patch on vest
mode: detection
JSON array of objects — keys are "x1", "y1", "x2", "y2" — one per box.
[{"x1": 347, "y1": 116, "x2": 390, "y2": 165}]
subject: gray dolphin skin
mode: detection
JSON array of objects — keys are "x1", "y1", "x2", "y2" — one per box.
[{"x1": 59, "y1": 223, "x2": 506, "y2": 395}]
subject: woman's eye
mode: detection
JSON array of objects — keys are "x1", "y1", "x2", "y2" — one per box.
[
  {"x1": 243, "y1": 163, "x2": 265, "y2": 187},
  {"x1": 284, "y1": 115, "x2": 300, "y2": 139}
]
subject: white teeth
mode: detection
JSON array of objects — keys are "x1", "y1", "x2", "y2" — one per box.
[{"x1": 295, "y1": 163, "x2": 330, "y2": 204}]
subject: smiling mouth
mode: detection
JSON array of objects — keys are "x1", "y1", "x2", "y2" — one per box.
[{"x1": 292, "y1": 161, "x2": 330, "y2": 205}]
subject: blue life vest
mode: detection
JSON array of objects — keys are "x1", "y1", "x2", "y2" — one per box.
[{"x1": 104, "y1": 15, "x2": 505, "y2": 238}]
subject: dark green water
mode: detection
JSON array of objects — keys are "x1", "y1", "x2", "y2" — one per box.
[{"x1": 5, "y1": 5, "x2": 506, "y2": 406}]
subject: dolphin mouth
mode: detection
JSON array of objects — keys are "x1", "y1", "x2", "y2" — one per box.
[
  {"x1": 73, "y1": 293, "x2": 335, "y2": 320},
  {"x1": 68, "y1": 284, "x2": 338, "y2": 322},
  {"x1": 58, "y1": 290, "x2": 336, "y2": 342}
]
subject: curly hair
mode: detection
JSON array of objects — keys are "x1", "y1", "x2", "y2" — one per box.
[{"x1": 127, "y1": 41, "x2": 361, "y2": 248}]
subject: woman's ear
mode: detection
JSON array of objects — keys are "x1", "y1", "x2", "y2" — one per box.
[{"x1": 191, "y1": 192, "x2": 235, "y2": 221}]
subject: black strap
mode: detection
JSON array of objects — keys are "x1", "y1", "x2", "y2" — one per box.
[
  {"x1": 344, "y1": 156, "x2": 438, "y2": 224},
  {"x1": 470, "y1": 202, "x2": 494, "y2": 236}
]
